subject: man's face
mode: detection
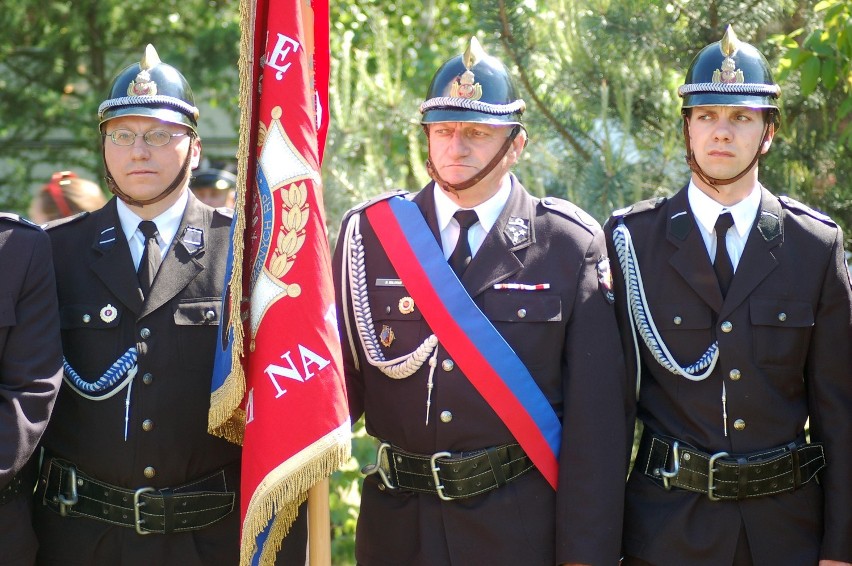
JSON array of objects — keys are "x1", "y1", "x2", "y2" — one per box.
[
  {"x1": 103, "y1": 115, "x2": 200, "y2": 203},
  {"x1": 427, "y1": 121, "x2": 523, "y2": 200},
  {"x1": 687, "y1": 105, "x2": 773, "y2": 182}
]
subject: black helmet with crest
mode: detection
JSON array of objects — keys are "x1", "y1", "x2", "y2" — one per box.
[
  {"x1": 420, "y1": 37, "x2": 525, "y2": 126},
  {"x1": 679, "y1": 25, "x2": 780, "y2": 111},
  {"x1": 99, "y1": 44, "x2": 199, "y2": 133}
]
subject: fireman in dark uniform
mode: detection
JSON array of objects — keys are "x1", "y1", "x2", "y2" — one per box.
[
  {"x1": 333, "y1": 37, "x2": 630, "y2": 566},
  {"x1": 0, "y1": 214, "x2": 63, "y2": 566},
  {"x1": 606, "y1": 26, "x2": 852, "y2": 565},
  {"x1": 32, "y1": 45, "x2": 243, "y2": 564}
]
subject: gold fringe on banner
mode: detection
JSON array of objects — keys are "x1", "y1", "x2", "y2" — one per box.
[
  {"x1": 240, "y1": 422, "x2": 352, "y2": 566},
  {"x1": 207, "y1": 0, "x2": 256, "y2": 443}
]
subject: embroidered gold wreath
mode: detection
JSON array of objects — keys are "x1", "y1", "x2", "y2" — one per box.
[{"x1": 269, "y1": 182, "x2": 309, "y2": 280}]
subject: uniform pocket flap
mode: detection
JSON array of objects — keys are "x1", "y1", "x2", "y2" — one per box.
[
  {"x1": 174, "y1": 298, "x2": 221, "y2": 325},
  {"x1": 750, "y1": 298, "x2": 814, "y2": 327},
  {"x1": 653, "y1": 303, "x2": 712, "y2": 330},
  {"x1": 60, "y1": 304, "x2": 121, "y2": 329},
  {"x1": 482, "y1": 293, "x2": 562, "y2": 322}
]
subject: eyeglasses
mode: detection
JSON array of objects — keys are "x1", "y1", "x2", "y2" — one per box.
[{"x1": 104, "y1": 129, "x2": 190, "y2": 147}]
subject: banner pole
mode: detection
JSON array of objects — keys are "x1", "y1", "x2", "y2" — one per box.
[{"x1": 307, "y1": 478, "x2": 331, "y2": 566}]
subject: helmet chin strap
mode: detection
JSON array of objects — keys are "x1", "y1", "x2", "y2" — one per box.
[
  {"x1": 682, "y1": 116, "x2": 771, "y2": 192},
  {"x1": 424, "y1": 125, "x2": 522, "y2": 194},
  {"x1": 103, "y1": 133, "x2": 196, "y2": 207}
]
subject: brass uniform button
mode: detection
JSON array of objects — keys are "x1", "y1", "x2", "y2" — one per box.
[
  {"x1": 143, "y1": 467, "x2": 156, "y2": 479},
  {"x1": 140, "y1": 328, "x2": 151, "y2": 339},
  {"x1": 440, "y1": 411, "x2": 453, "y2": 423},
  {"x1": 673, "y1": 316, "x2": 682, "y2": 325},
  {"x1": 729, "y1": 369, "x2": 741, "y2": 381},
  {"x1": 733, "y1": 419, "x2": 746, "y2": 431},
  {"x1": 82, "y1": 314, "x2": 91, "y2": 323},
  {"x1": 142, "y1": 419, "x2": 154, "y2": 432},
  {"x1": 517, "y1": 308, "x2": 527, "y2": 319},
  {"x1": 720, "y1": 321, "x2": 733, "y2": 333},
  {"x1": 441, "y1": 359, "x2": 454, "y2": 372},
  {"x1": 777, "y1": 312, "x2": 787, "y2": 322},
  {"x1": 204, "y1": 310, "x2": 216, "y2": 322},
  {"x1": 142, "y1": 373, "x2": 153, "y2": 385}
]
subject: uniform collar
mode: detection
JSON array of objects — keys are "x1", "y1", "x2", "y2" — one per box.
[
  {"x1": 687, "y1": 180, "x2": 761, "y2": 238},
  {"x1": 433, "y1": 175, "x2": 512, "y2": 234},
  {"x1": 116, "y1": 189, "x2": 189, "y2": 250}
]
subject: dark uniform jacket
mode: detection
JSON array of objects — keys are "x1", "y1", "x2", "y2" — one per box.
[
  {"x1": 0, "y1": 215, "x2": 63, "y2": 566},
  {"x1": 33, "y1": 195, "x2": 242, "y2": 565},
  {"x1": 333, "y1": 178, "x2": 630, "y2": 566},
  {"x1": 605, "y1": 186, "x2": 852, "y2": 565}
]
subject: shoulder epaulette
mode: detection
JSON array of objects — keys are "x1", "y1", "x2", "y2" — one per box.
[
  {"x1": 348, "y1": 189, "x2": 409, "y2": 215},
  {"x1": 778, "y1": 195, "x2": 836, "y2": 226},
  {"x1": 611, "y1": 196, "x2": 668, "y2": 220},
  {"x1": 540, "y1": 196, "x2": 601, "y2": 235},
  {"x1": 42, "y1": 211, "x2": 89, "y2": 231},
  {"x1": 0, "y1": 212, "x2": 42, "y2": 230}
]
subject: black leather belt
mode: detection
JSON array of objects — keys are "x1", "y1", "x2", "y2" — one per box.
[
  {"x1": 0, "y1": 470, "x2": 28, "y2": 506},
  {"x1": 362, "y1": 441, "x2": 533, "y2": 500},
  {"x1": 41, "y1": 458, "x2": 235, "y2": 534},
  {"x1": 636, "y1": 430, "x2": 825, "y2": 501}
]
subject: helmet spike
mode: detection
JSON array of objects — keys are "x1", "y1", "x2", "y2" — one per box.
[
  {"x1": 720, "y1": 25, "x2": 740, "y2": 57},
  {"x1": 463, "y1": 37, "x2": 487, "y2": 70},
  {"x1": 140, "y1": 44, "x2": 162, "y2": 71}
]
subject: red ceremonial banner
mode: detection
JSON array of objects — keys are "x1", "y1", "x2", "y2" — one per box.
[{"x1": 208, "y1": 0, "x2": 350, "y2": 563}]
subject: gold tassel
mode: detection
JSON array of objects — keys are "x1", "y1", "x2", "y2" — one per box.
[
  {"x1": 207, "y1": 0, "x2": 255, "y2": 443},
  {"x1": 240, "y1": 424, "x2": 352, "y2": 566}
]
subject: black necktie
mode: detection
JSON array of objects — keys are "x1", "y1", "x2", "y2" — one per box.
[
  {"x1": 449, "y1": 209, "x2": 479, "y2": 277},
  {"x1": 713, "y1": 212, "x2": 735, "y2": 297},
  {"x1": 137, "y1": 220, "x2": 161, "y2": 298}
]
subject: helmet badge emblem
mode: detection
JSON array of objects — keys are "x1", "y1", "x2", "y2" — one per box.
[
  {"x1": 712, "y1": 26, "x2": 745, "y2": 84},
  {"x1": 127, "y1": 44, "x2": 161, "y2": 96},
  {"x1": 449, "y1": 37, "x2": 487, "y2": 100},
  {"x1": 450, "y1": 69, "x2": 483, "y2": 100}
]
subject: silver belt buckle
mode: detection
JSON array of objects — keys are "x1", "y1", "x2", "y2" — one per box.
[
  {"x1": 659, "y1": 441, "x2": 680, "y2": 490},
  {"x1": 133, "y1": 487, "x2": 157, "y2": 535},
  {"x1": 430, "y1": 451, "x2": 453, "y2": 501},
  {"x1": 707, "y1": 451, "x2": 730, "y2": 501},
  {"x1": 361, "y1": 442, "x2": 397, "y2": 491}
]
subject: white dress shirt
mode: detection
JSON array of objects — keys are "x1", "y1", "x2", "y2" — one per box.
[
  {"x1": 117, "y1": 190, "x2": 189, "y2": 270},
  {"x1": 688, "y1": 181, "x2": 761, "y2": 272},
  {"x1": 434, "y1": 177, "x2": 512, "y2": 259}
]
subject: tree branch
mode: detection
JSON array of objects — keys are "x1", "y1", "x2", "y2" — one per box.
[{"x1": 496, "y1": 0, "x2": 591, "y2": 161}]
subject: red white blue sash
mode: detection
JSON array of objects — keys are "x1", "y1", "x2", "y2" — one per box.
[{"x1": 365, "y1": 196, "x2": 560, "y2": 489}]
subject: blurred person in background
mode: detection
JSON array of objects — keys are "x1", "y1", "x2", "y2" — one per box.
[
  {"x1": 28, "y1": 171, "x2": 107, "y2": 224},
  {"x1": 189, "y1": 168, "x2": 237, "y2": 209}
]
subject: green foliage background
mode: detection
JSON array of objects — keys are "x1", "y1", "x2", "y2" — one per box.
[{"x1": 1, "y1": 0, "x2": 849, "y2": 563}]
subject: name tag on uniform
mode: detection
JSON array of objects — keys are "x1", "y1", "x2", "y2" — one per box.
[{"x1": 375, "y1": 278, "x2": 404, "y2": 287}]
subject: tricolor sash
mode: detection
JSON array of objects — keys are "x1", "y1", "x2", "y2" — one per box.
[{"x1": 364, "y1": 196, "x2": 561, "y2": 489}]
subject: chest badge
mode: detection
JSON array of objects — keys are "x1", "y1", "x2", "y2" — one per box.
[
  {"x1": 398, "y1": 296, "x2": 415, "y2": 315},
  {"x1": 380, "y1": 325, "x2": 395, "y2": 348},
  {"x1": 505, "y1": 216, "x2": 530, "y2": 246},
  {"x1": 100, "y1": 304, "x2": 118, "y2": 323}
]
